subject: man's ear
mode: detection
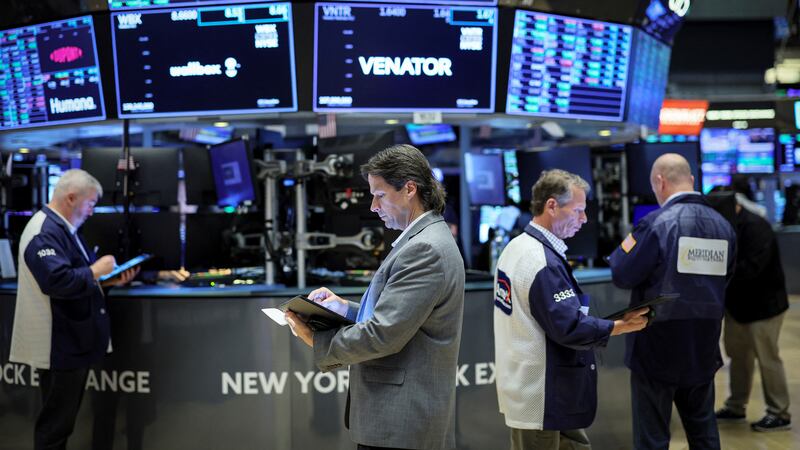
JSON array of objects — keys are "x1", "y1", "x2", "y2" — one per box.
[
  {"x1": 405, "y1": 180, "x2": 418, "y2": 199},
  {"x1": 545, "y1": 197, "x2": 558, "y2": 216}
]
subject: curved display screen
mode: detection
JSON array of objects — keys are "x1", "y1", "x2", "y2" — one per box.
[
  {"x1": 314, "y1": 3, "x2": 497, "y2": 112},
  {"x1": 111, "y1": 2, "x2": 297, "y2": 118},
  {"x1": 0, "y1": 16, "x2": 106, "y2": 131}
]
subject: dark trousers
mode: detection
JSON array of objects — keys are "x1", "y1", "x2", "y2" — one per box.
[
  {"x1": 357, "y1": 445, "x2": 408, "y2": 450},
  {"x1": 35, "y1": 368, "x2": 89, "y2": 450},
  {"x1": 630, "y1": 371, "x2": 720, "y2": 450}
]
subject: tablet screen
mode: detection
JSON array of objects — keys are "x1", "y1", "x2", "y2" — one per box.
[{"x1": 98, "y1": 254, "x2": 152, "y2": 282}]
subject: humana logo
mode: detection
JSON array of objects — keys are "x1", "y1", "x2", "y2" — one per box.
[
  {"x1": 169, "y1": 61, "x2": 222, "y2": 77},
  {"x1": 358, "y1": 57, "x2": 453, "y2": 77},
  {"x1": 49, "y1": 96, "x2": 97, "y2": 114}
]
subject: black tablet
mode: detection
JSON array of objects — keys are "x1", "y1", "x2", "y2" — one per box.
[
  {"x1": 279, "y1": 295, "x2": 354, "y2": 331},
  {"x1": 98, "y1": 254, "x2": 153, "y2": 282},
  {"x1": 602, "y1": 294, "x2": 680, "y2": 321}
]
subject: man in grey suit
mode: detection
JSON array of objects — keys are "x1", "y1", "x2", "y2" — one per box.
[{"x1": 286, "y1": 144, "x2": 465, "y2": 450}]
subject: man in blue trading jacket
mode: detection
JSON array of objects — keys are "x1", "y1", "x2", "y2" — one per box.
[
  {"x1": 9, "y1": 169, "x2": 138, "y2": 450},
  {"x1": 494, "y1": 169, "x2": 649, "y2": 450},
  {"x1": 608, "y1": 154, "x2": 736, "y2": 449}
]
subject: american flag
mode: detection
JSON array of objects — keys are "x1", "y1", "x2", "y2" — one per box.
[{"x1": 318, "y1": 113, "x2": 337, "y2": 139}]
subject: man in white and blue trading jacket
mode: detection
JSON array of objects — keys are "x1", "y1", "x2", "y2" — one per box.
[
  {"x1": 494, "y1": 169, "x2": 649, "y2": 450},
  {"x1": 9, "y1": 169, "x2": 138, "y2": 450}
]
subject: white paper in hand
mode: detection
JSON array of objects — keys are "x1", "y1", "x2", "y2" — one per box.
[{"x1": 262, "y1": 308, "x2": 288, "y2": 326}]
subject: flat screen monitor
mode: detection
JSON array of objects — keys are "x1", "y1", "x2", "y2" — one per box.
[
  {"x1": 464, "y1": 153, "x2": 505, "y2": 206},
  {"x1": 183, "y1": 146, "x2": 217, "y2": 205},
  {"x1": 111, "y1": 3, "x2": 297, "y2": 118},
  {"x1": 700, "y1": 128, "x2": 775, "y2": 193},
  {"x1": 517, "y1": 147, "x2": 594, "y2": 203},
  {"x1": 109, "y1": 0, "x2": 497, "y2": 8},
  {"x1": 640, "y1": 0, "x2": 685, "y2": 44},
  {"x1": 626, "y1": 29, "x2": 671, "y2": 129},
  {"x1": 314, "y1": 3, "x2": 497, "y2": 112},
  {"x1": 81, "y1": 147, "x2": 180, "y2": 206},
  {"x1": 0, "y1": 16, "x2": 106, "y2": 131},
  {"x1": 777, "y1": 132, "x2": 800, "y2": 173},
  {"x1": 82, "y1": 212, "x2": 181, "y2": 269},
  {"x1": 506, "y1": 10, "x2": 632, "y2": 121},
  {"x1": 179, "y1": 125, "x2": 234, "y2": 145},
  {"x1": 626, "y1": 142, "x2": 700, "y2": 197},
  {"x1": 405, "y1": 124, "x2": 456, "y2": 146},
  {"x1": 481, "y1": 148, "x2": 521, "y2": 205},
  {"x1": 209, "y1": 139, "x2": 257, "y2": 207}
]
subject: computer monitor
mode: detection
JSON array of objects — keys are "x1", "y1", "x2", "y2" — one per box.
[
  {"x1": 626, "y1": 142, "x2": 700, "y2": 197},
  {"x1": 517, "y1": 147, "x2": 594, "y2": 203},
  {"x1": 183, "y1": 146, "x2": 217, "y2": 205},
  {"x1": 626, "y1": 29, "x2": 671, "y2": 129},
  {"x1": 130, "y1": 147, "x2": 180, "y2": 206},
  {"x1": 81, "y1": 212, "x2": 181, "y2": 269},
  {"x1": 81, "y1": 147, "x2": 123, "y2": 206},
  {"x1": 184, "y1": 212, "x2": 263, "y2": 270},
  {"x1": 700, "y1": 128, "x2": 776, "y2": 192},
  {"x1": 506, "y1": 10, "x2": 633, "y2": 121},
  {"x1": 209, "y1": 139, "x2": 258, "y2": 207},
  {"x1": 777, "y1": 132, "x2": 799, "y2": 173},
  {"x1": 464, "y1": 153, "x2": 505, "y2": 206},
  {"x1": 314, "y1": 3, "x2": 497, "y2": 112},
  {"x1": 111, "y1": 3, "x2": 297, "y2": 118},
  {"x1": 0, "y1": 16, "x2": 106, "y2": 131}
]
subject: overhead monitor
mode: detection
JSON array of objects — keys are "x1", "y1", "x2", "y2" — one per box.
[
  {"x1": 314, "y1": 3, "x2": 498, "y2": 112},
  {"x1": 0, "y1": 16, "x2": 106, "y2": 131},
  {"x1": 81, "y1": 147, "x2": 180, "y2": 206},
  {"x1": 640, "y1": 0, "x2": 685, "y2": 44},
  {"x1": 700, "y1": 128, "x2": 775, "y2": 192},
  {"x1": 506, "y1": 10, "x2": 632, "y2": 121},
  {"x1": 464, "y1": 153, "x2": 505, "y2": 206},
  {"x1": 626, "y1": 29, "x2": 671, "y2": 130},
  {"x1": 111, "y1": 3, "x2": 297, "y2": 118},
  {"x1": 778, "y1": 132, "x2": 800, "y2": 173},
  {"x1": 109, "y1": 0, "x2": 497, "y2": 9},
  {"x1": 405, "y1": 124, "x2": 456, "y2": 146},
  {"x1": 209, "y1": 139, "x2": 258, "y2": 207}
]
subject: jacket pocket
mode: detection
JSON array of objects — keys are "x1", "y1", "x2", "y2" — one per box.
[
  {"x1": 554, "y1": 365, "x2": 592, "y2": 415},
  {"x1": 362, "y1": 365, "x2": 405, "y2": 385}
]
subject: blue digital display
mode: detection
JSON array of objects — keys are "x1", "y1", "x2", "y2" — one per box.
[
  {"x1": 109, "y1": 0, "x2": 278, "y2": 9},
  {"x1": 1, "y1": 16, "x2": 106, "y2": 131},
  {"x1": 406, "y1": 123, "x2": 456, "y2": 145},
  {"x1": 700, "y1": 128, "x2": 775, "y2": 192},
  {"x1": 778, "y1": 133, "x2": 800, "y2": 173},
  {"x1": 209, "y1": 139, "x2": 257, "y2": 207},
  {"x1": 506, "y1": 10, "x2": 632, "y2": 121},
  {"x1": 111, "y1": 3, "x2": 297, "y2": 118},
  {"x1": 626, "y1": 29, "x2": 671, "y2": 129},
  {"x1": 641, "y1": 0, "x2": 685, "y2": 44},
  {"x1": 314, "y1": 3, "x2": 497, "y2": 112},
  {"x1": 464, "y1": 153, "x2": 505, "y2": 206}
]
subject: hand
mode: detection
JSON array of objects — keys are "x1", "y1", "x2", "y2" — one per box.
[
  {"x1": 285, "y1": 311, "x2": 313, "y2": 347},
  {"x1": 101, "y1": 267, "x2": 140, "y2": 287},
  {"x1": 308, "y1": 287, "x2": 349, "y2": 317},
  {"x1": 90, "y1": 255, "x2": 116, "y2": 280},
  {"x1": 610, "y1": 307, "x2": 649, "y2": 336},
  {"x1": 158, "y1": 269, "x2": 190, "y2": 282}
]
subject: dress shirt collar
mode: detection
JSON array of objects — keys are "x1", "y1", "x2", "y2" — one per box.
[
  {"x1": 392, "y1": 210, "x2": 433, "y2": 248},
  {"x1": 530, "y1": 221, "x2": 568, "y2": 259}
]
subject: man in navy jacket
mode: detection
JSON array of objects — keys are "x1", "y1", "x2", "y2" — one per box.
[
  {"x1": 9, "y1": 169, "x2": 138, "y2": 450},
  {"x1": 494, "y1": 169, "x2": 649, "y2": 450},
  {"x1": 609, "y1": 154, "x2": 736, "y2": 449}
]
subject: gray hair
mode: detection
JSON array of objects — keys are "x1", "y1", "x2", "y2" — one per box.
[
  {"x1": 360, "y1": 144, "x2": 446, "y2": 214},
  {"x1": 531, "y1": 169, "x2": 590, "y2": 215},
  {"x1": 52, "y1": 169, "x2": 103, "y2": 200}
]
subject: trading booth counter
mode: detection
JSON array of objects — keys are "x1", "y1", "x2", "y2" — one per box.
[{"x1": 0, "y1": 269, "x2": 638, "y2": 450}]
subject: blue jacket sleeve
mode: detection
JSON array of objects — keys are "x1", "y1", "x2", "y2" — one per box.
[
  {"x1": 529, "y1": 264, "x2": 614, "y2": 351},
  {"x1": 609, "y1": 223, "x2": 660, "y2": 289},
  {"x1": 24, "y1": 233, "x2": 97, "y2": 298}
]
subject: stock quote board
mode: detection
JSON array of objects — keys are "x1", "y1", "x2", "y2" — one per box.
[
  {"x1": 112, "y1": 2, "x2": 297, "y2": 118},
  {"x1": 314, "y1": 3, "x2": 497, "y2": 112}
]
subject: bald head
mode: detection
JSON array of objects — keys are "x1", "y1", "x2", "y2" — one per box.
[{"x1": 650, "y1": 153, "x2": 695, "y2": 205}]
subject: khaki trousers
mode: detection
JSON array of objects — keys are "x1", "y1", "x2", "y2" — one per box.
[
  {"x1": 723, "y1": 312, "x2": 791, "y2": 418},
  {"x1": 510, "y1": 428, "x2": 591, "y2": 450}
]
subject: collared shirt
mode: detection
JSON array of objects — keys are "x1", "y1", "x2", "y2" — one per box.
[
  {"x1": 392, "y1": 210, "x2": 433, "y2": 248},
  {"x1": 530, "y1": 221, "x2": 568, "y2": 260},
  {"x1": 48, "y1": 207, "x2": 90, "y2": 262},
  {"x1": 663, "y1": 190, "x2": 701, "y2": 206}
]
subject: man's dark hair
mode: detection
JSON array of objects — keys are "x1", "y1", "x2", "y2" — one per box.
[{"x1": 360, "y1": 144, "x2": 446, "y2": 214}]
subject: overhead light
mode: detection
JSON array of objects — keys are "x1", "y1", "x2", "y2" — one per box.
[
  {"x1": 385, "y1": 119, "x2": 399, "y2": 125},
  {"x1": 19, "y1": 148, "x2": 29, "y2": 153},
  {"x1": 598, "y1": 130, "x2": 612, "y2": 137},
  {"x1": 213, "y1": 121, "x2": 229, "y2": 128}
]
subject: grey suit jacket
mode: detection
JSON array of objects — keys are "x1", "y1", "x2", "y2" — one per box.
[{"x1": 313, "y1": 213, "x2": 465, "y2": 449}]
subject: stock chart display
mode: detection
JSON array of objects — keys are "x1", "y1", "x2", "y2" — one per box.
[
  {"x1": 506, "y1": 10, "x2": 632, "y2": 121},
  {"x1": 314, "y1": 3, "x2": 497, "y2": 112},
  {"x1": 112, "y1": 2, "x2": 297, "y2": 118},
  {"x1": 626, "y1": 29, "x2": 671, "y2": 129},
  {"x1": 0, "y1": 16, "x2": 106, "y2": 130}
]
